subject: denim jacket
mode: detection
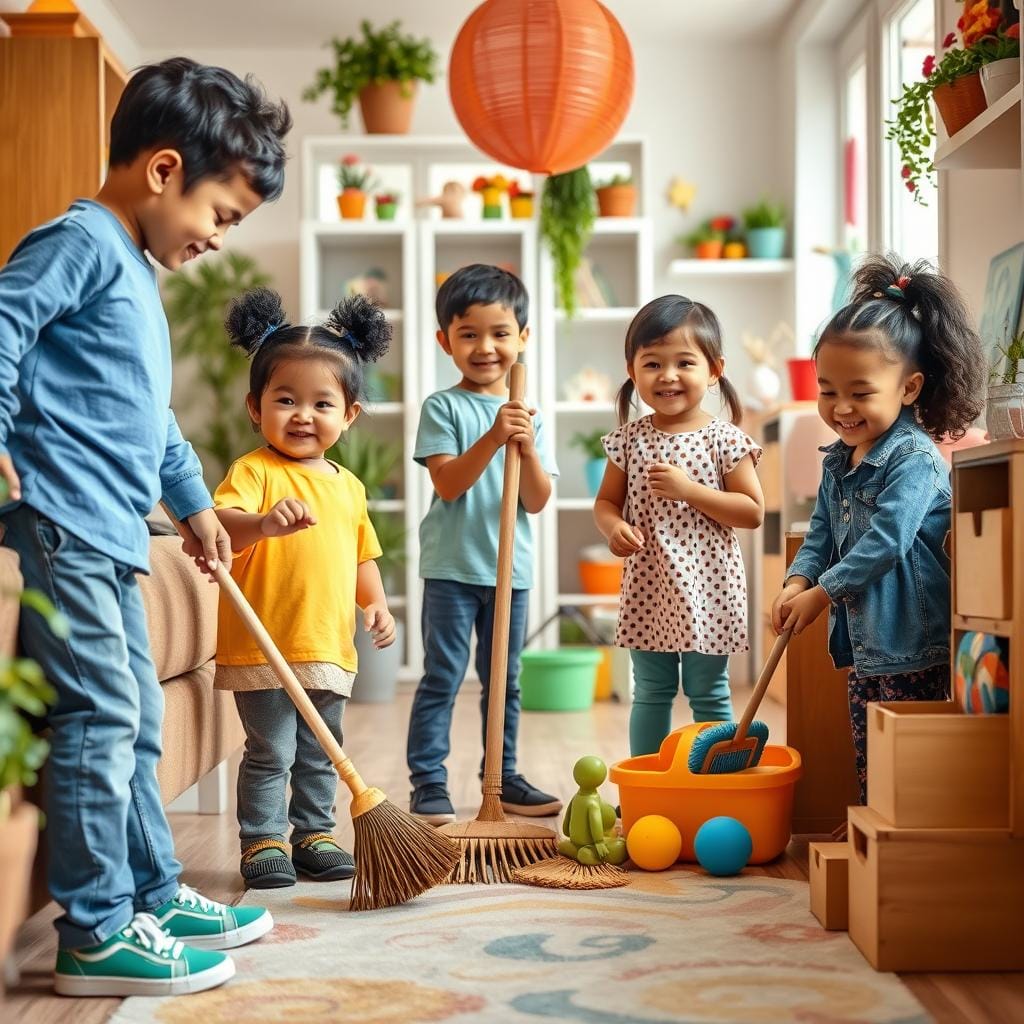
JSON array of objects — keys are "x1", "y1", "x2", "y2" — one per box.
[{"x1": 787, "y1": 408, "x2": 951, "y2": 677}]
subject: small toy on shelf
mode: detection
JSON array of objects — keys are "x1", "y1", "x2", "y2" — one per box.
[
  {"x1": 694, "y1": 816, "x2": 752, "y2": 877},
  {"x1": 955, "y1": 631, "x2": 1010, "y2": 714},
  {"x1": 416, "y1": 180, "x2": 467, "y2": 219},
  {"x1": 626, "y1": 814, "x2": 682, "y2": 870},
  {"x1": 741, "y1": 322, "x2": 794, "y2": 410},
  {"x1": 557, "y1": 756, "x2": 627, "y2": 866},
  {"x1": 564, "y1": 367, "x2": 612, "y2": 404},
  {"x1": 344, "y1": 267, "x2": 389, "y2": 306}
]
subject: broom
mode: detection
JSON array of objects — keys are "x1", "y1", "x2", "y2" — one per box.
[
  {"x1": 439, "y1": 362, "x2": 558, "y2": 881},
  {"x1": 213, "y1": 564, "x2": 461, "y2": 911},
  {"x1": 687, "y1": 628, "x2": 792, "y2": 774}
]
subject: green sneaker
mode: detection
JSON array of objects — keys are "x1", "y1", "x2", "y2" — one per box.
[
  {"x1": 54, "y1": 912, "x2": 234, "y2": 997},
  {"x1": 153, "y1": 884, "x2": 273, "y2": 950}
]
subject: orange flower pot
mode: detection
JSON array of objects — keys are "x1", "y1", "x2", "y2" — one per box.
[
  {"x1": 933, "y1": 72, "x2": 987, "y2": 137},
  {"x1": 510, "y1": 195, "x2": 534, "y2": 219},
  {"x1": 579, "y1": 558, "x2": 623, "y2": 594},
  {"x1": 596, "y1": 184, "x2": 636, "y2": 217},
  {"x1": 723, "y1": 241, "x2": 747, "y2": 259},
  {"x1": 358, "y1": 81, "x2": 417, "y2": 134},
  {"x1": 694, "y1": 240, "x2": 724, "y2": 260},
  {"x1": 337, "y1": 189, "x2": 367, "y2": 220}
]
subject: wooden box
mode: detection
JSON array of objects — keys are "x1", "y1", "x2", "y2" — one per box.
[
  {"x1": 847, "y1": 805, "x2": 1024, "y2": 972},
  {"x1": 809, "y1": 841, "x2": 848, "y2": 930},
  {"x1": 867, "y1": 701, "x2": 1009, "y2": 829},
  {"x1": 955, "y1": 509, "x2": 1012, "y2": 620}
]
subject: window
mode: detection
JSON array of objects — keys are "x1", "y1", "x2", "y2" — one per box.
[{"x1": 843, "y1": 58, "x2": 869, "y2": 253}]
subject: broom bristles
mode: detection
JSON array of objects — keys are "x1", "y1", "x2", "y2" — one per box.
[
  {"x1": 512, "y1": 855, "x2": 630, "y2": 890},
  {"x1": 687, "y1": 720, "x2": 770, "y2": 774},
  {"x1": 449, "y1": 835, "x2": 558, "y2": 884},
  {"x1": 349, "y1": 797, "x2": 461, "y2": 911}
]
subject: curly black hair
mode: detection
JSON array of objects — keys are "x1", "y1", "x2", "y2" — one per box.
[
  {"x1": 225, "y1": 287, "x2": 391, "y2": 408},
  {"x1": 814, "y1": 252, "x2": 985, "y2": 440}
]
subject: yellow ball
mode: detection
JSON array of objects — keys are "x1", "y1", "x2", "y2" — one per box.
[{"x1": 626, "y1": 814, "x2": 682, "y2": 871}]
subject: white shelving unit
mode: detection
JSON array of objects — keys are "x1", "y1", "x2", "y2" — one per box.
[{"x1": 668, "y1": 258, "x2": 795, "y2": 278}]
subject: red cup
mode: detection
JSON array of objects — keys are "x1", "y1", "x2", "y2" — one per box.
[{"x1": 787, "y1": 357, "x2": 818, "y2": 401}]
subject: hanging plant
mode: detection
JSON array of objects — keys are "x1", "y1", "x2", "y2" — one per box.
[{"x1": 540, "y1": 167, "x2": 596, "y2": 318}]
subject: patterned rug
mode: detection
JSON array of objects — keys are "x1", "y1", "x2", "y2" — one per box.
[{"x1": 112, "y1": 870, "x2": 930, "y2": 1024}]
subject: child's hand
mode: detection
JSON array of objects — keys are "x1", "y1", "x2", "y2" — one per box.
[
  {"x1": 363, "y1": 604, "x2": 396, "y2": 649},
  {"x1": 771, "y1": 580, "x2": 808, "y2": 634},
  {"x1": 647, "y1": 463, "x2": 692, "y2": 502},
  {"x1": 0, "y1": 453, "x2": 22, "y2": 501},
  {"x1": 489, "y1": 400, "x2": 536, "y2": 452},
  {"x1": 608, "y1": 520, "x2": 645, "y2": 557},
  {"x1": 779, "y1": 584, "x2": 831, "y2": 636},
  {"x1": 182, "y1": 507, "x2": 233, "y2": 577},
  {"x1": 261, "y1": 498, "x2": 316, "y2": 538}
]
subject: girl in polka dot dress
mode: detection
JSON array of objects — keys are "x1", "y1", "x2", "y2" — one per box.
[{"x1": 594, "y1": 295, "x2": 765, "y2": 756}]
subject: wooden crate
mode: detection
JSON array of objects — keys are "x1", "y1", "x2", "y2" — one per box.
[
  {"x1": 868, "y1": 702, "x2": 1009, "y2": 829},
  {"x1": 955, "y1": 509, "x2": 1012, "y2": 620},
  {"x1": 847, "y1": 805, "x2": 1024, "y2": 972},
  {"x1": 809, "y1": 841, "x2": 848, "y2": 930}
]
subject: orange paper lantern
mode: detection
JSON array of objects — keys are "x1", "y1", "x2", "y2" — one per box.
[{"x1": 448, "y1": 0, "x2": 634, "y2": 175}]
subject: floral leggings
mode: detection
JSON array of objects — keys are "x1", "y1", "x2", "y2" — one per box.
[{"x1": 848, "y1": 664, "x2": 949, "y2": 805}]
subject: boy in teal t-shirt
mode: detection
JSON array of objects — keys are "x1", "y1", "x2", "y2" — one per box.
[{"x1": 407, "y1": 264, "x2": 561, "y2": 824}]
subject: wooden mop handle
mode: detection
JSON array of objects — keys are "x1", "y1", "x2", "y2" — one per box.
[
  {"x1": 479, "y1": 361, "x2": 526, "y2": 818},
  {"x1": 735, "y1": 627, "x2": 792, "y2": 743},
  {"x1": 213, "y1": 563, "x2": 369, "y2": 799}
]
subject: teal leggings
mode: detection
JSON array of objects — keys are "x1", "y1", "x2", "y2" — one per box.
[{"x1": 629, "y1": 650, "x2": 733, "y2": 756}]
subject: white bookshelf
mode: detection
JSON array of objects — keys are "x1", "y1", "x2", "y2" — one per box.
[{"x1": 668, "y1": 258, "x2": 795, "y2": 278}]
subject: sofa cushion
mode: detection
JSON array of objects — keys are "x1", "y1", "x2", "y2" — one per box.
[{"x1": 0, "y1": 547, "x2": 22, "y2": 658}]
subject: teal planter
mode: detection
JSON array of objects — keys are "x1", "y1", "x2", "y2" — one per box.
[
  {"x1": 584, "y1": 457, "x2": 606, "y2": 497},
  {"x1": 746, "y1": 227, "x2": 786, "y2": 259},
  {"x1": 520, "y1": 648, "x2": 602, "y2": 711}
]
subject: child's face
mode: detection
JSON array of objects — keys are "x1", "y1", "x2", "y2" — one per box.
[
  {"x1": 138, "y1": 151, "x2": 263, "y2": 271},
  {"x1": 247, "y1": 357, "x2": 359, "y2": 462},
  {"x1": 628, "y1": 328, "x2": 719, "y2": 420},
  {"x1": 815, "y1": 340, "x2": 923, "y2": 453},
  {"x1": 437, "y1": 303, "x2": 528, "y2": 394}
]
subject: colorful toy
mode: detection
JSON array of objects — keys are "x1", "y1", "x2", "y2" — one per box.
[
  {"x1": 694, "y1": 816, "x2": 753, "y2": 876},
  {"x1": 557, "y1": 756, "x2": 627, "y2": 865},
  {"x1": 625, "y1": 814, "x2": 682, "y2": 871},
  {"x1": 955, "y1": 631, "x2": 1010, "y2": 714}
]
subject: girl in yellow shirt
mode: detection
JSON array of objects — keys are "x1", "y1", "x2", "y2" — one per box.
[{"x1": 214, "y1": 288, "x2": 395, "y2": 889}]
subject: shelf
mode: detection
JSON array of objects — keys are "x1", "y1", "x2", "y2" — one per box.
[
  {"x1": 365, "y1": 402, "x2": 403, "y2": 416},
  {"x1": 558, "y1": 593, "x2": 620, "y2": 606},
  {"x1": 555, "y1": 401, "x2": 616, "y2": 414},
  {"x1": 953, "y1": 613, "x2": 1012, "y2": 637},
  {"x1": 590, "y1": 217, "x2": 648, "y2": 235},
  {"x1": 557, "y1": 497, "x2": 596, "y2": 510},
  {"x1": 668, "y1": 258, "x2": 795, "y2": 277},
  {"x1": 424, "y1": 219, "x2": 535, "y2": 237},
  {"x1": 367, "y1": 499, "x2": 405, "y2": 513},
  {"x1": 934, "y1": 84, "x2": 1022, "y2": 171},
  {"x1": 554, "y1": 307, "x2": 635, "y2": 322},
  {"x1": 307, "y1": 220, "x2": 408, "y2": 237}
]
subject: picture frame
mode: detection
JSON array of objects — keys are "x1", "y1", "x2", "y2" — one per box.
[{"x1": 978, "y1": 241, "x2": 1024, "y2": 380}]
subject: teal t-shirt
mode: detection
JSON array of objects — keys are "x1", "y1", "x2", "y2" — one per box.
[{"x1": 415, "y1": 387, "x2": 558, "y2": 589}]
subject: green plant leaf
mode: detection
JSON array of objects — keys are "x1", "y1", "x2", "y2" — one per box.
[{"x1": 540, "y1": 168, "x2": 596, "y2": 318}]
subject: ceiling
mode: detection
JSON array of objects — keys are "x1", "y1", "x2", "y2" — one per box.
[{"x1": 77, "y1": 0, "x2": 796, "y2": 51}]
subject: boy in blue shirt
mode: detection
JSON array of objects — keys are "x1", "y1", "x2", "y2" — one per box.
[
  {"x1": 407, "y1": 264, "x2": 562, "y2": 824},
  {"x1": 0, "y1": 57, "x2": 290, "y2": 997}
]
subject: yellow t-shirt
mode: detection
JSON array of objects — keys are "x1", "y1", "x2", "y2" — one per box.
[{"x1": 214, "y1": 446, "x2": 381, "y2": 672}]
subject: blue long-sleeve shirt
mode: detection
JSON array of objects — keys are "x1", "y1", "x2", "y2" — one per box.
[{"x1": 0, "y1": 199, "x2": 211, "y2": 571}]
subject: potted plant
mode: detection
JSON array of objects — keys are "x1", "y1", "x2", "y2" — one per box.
[
  {"x1": 508, "y1": 180, "x2": 535, "y2": 219},
  {"x1": 987, "y1": 329, "x2": 1024, "y2": 440},
  {"x1": 472, "y1": 174, "x2": 510, "y2": 219},
  {"x1": 979, "y1": 22, "x2": 1020, "y2": 103},
  {"x1": 680, "y1": 220, "x2": 726, "y2": 260},
  {"x1": 375, "y1": 191, "x2": 399, "y2": 221},
  {"x1": 540, "y1": 166, "x2": 596, "y2": 318},
  {"x1": 595, "y1": 173, "x2": 636, "y2": 217},
  {"x1": 741, "y1": 199, "x2": 787, "y2": 259},
  {"x1": 337, "y1": 154, "x2": 378, "y2": 220},
  {"x1": 571, "y1": 429, "x2": 608, "y2": 497},
  {"x1": 329, "y1": 429, "x2": 402, "y2": 501},
  {"x1": 303, "y1": 19, "x2": 439, "y2": 134}
]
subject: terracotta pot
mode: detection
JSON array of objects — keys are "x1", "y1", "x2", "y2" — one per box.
[
  {"x1": 337, "y1": 189, "x2": 367, "y2": 220},
  {"x1": 510, "y1": 195, "x2": 534, "y2": 219},
  {"x1": 596, "y1": 184, "x2": 636, "y2": 217},
  {"x1": 358, "y1": 81, "x2": 418, "y2": 134},
  {"x1": 0, "y1": 790, "x2": 38, "y2": 970},
  {"x1": 694, "y1": 240, "x2": 724, "y2": 260},
  {"x1": 933, "y1": 72, "x2": 988, "y2": 137}
]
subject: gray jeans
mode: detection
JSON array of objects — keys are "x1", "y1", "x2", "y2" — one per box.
[{"x1": 233, "y1": 688, "x2": 346, "y2": 847}]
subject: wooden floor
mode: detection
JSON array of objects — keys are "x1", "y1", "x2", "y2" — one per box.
[{"x1": 5, "y1": 686, "x2": 1024, "y2": 1022}]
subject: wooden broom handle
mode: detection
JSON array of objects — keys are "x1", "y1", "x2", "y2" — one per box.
[
  {"x1": 213, "y1": 563, "x2": 369, "y2": 799},
  {"x1": 479, "y1": 362, "x2": 525, "y2": 819},
  {"x1": 735, "y1": 628, "x2": 792, "y2": 743}
]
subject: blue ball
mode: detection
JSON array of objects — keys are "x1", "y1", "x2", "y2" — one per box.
[{"x1": 694, "y1": 816, "x2": 753, "y2": 876}]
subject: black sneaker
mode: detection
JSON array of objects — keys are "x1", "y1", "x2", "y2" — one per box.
[
  {"x1": 500, "y1": 774, "x2": 563, "y2": 817},
  {"x1": 410, "y1": 783, "x2": 456, "y2": 825},
  {"x1": 291, "y1": 833, "x2": 356, "y2": 881},
  {"x1": 240, "y1": 839, "x2": 296, "y2": 889}
]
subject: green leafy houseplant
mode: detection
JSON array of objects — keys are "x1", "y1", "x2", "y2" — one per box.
[
  {"x1": 366, "y1": 509, "x2": 407, "y2": 591},
  {"x1": 540, "y1": 166, "x2": 596, "y2": 318},
  {"x1": 303, "y1": 20, "x2": 439, "y2": 129},
  {"x1": 596, "y1": 173, "x2": 633, "y2": 188},
  {"x1": 163, "y1": 252, "x2": 271, "y2": 484},
  {"x1": 681, "y1": 221, "x2": 727, "y2": 247},
  {"x1": 992, "y1": 330, "x2": 1024, "y2": 384},
  {"x1": 329, "y1": 429, "x2": 402, "y2": 499},
  {"x1": 742, "y1": 199, "x2": 787, "y2": 230},
  {"x1": 337, "y1": 154, "x2": 379, "y2": 192},
  {"x1": 570, "y1": 429, "x2": 607, "y2": 460}
]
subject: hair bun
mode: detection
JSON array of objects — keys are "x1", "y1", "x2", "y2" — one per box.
[
  {"x1": 225, "y1": 287, "x2": 287, "y2": 355},
  {"x1": 325, "y1": 293, "x2": 391, "y2": 363}
]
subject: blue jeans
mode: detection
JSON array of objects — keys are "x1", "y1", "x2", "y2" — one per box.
[
  {"x1": 0, "y1": 505, "x2": 180, "y2": 948},
  {"x1": 629, "y1": 649, "x2": 732, "y2": 756},
  {"x1": 407, "y1": 578, "x2": 528, "y2": 788},
  {"x1": 234, "y1": 688, "x2": 346, "y2": 846}
]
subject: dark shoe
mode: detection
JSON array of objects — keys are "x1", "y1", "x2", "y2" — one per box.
[
  {"x1": 500, "y1": 774, "x2": 563, "y2": 817},
  {"x1": 409, "y1": 783, "x2": 456, "y2": 825},
  {"x1": 240, "y1": 839, "x2": 296, "y2": 889},
  {"x1": 291, "y1": 834, "x2": 356, "y2": 881}
]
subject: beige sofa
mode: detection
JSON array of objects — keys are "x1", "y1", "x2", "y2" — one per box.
[{"x1": 11, "y1": 534, "x2": 244, "y2": 915}]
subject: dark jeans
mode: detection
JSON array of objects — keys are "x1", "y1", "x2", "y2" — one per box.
[{"x1": 406, "y1": 578, "x2": 528, "y2": 788}]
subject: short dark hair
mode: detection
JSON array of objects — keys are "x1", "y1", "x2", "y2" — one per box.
[
  {"x1": 435, "y1": 264, "x2": 528, "y2": 334},
  {"x1": 109, "y1": 57, "x2": 291, "y2": 201}
]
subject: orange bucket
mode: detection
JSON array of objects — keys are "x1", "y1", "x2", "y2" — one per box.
[
  {"x1": 578, "y1": 559, "x2": 622, "y2": 594},
  {"x1": 609, "y1": 723, "x2": 802, "y2": 864}
]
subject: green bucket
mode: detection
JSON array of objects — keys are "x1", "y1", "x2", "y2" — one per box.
[{"x1": 519, "y1": 648, "x2": 602, "y2": 711}]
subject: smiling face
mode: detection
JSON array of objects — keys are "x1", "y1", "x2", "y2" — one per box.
[
  {"x1": 137, "y1": 150, "x2": 263, "y2": 271},
  {"x1": 247, "y1": 356, "x2": 359, "y2": 464},
  {"x1": 437, "y1": 302, "x2": 528, "y2": 395},
  {"x1": 815, "y1": 337, "x2": 923, "y2": 458},
  {"x1": 627, "y1": 327, "x2": 720, "y2": 423}
]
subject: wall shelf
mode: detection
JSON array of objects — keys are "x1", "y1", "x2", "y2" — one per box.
[
  {"x1": 668, "y1": 258, "x2": 795, "y2": 277},
  {"x1": 934, "y1": 84, "x2": 1022, "y2": 172}
]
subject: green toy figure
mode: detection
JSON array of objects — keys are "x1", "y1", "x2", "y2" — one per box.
[{"x1": 558, "y1": 756, "x2": 628, "y2": 866}]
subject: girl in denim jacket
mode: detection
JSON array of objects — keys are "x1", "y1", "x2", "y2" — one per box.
[{"x1": 772, "y1": 254, "x2": 985, "y2": 803}]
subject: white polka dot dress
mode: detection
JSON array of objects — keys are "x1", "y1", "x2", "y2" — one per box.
[{"x1": 602, "y1": 416, "x2": 762, "y2": 654}]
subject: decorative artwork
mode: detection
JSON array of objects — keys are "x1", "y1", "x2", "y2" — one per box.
[
  {"x1": 979, "y1": 242, "x2": 1024, "y2": 378},
  {"x1": 667, "y1": 177, "x2": 697, "y2": 212}
]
